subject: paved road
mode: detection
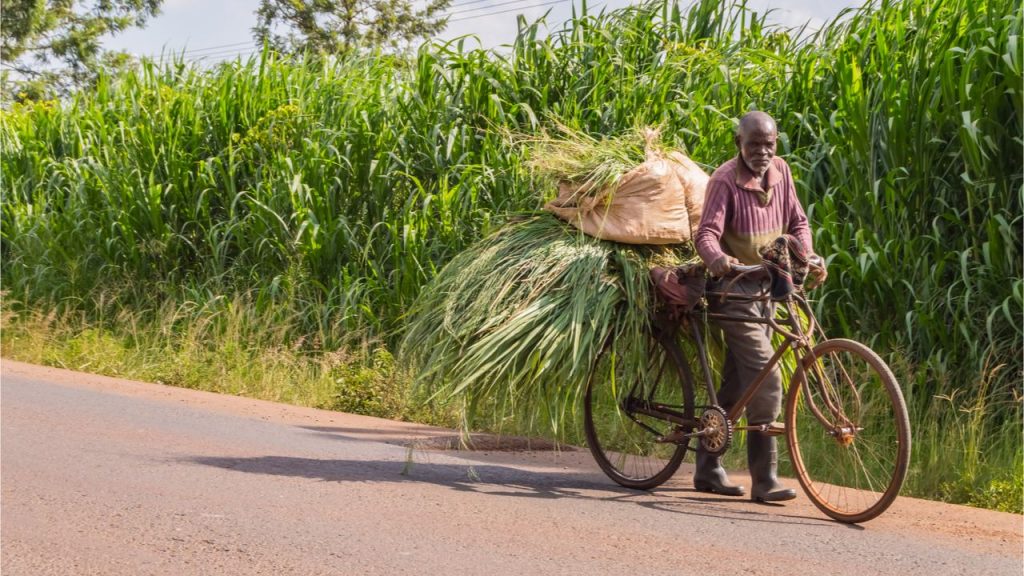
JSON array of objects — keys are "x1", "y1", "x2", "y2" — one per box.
[{"x1": 2, "y1": 360, "x2": 1021, "y2": 575}]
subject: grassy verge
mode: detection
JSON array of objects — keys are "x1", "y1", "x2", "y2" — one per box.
[
  {"x1": 2, "y1": 297, "x2": 1019, "y2": 513},
  {"x1": 0, "y1": 295, "x2": 456, "y2": 428}
]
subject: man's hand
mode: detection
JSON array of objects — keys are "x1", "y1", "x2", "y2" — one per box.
[
  {"x1": 806, "y1": 255, "x2": 828, "y2": 289},
  {"x1": 709, "y1": 255, "x2": 738, "y2": 277}
]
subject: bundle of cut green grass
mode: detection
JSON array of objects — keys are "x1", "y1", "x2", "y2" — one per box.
[
  {"x1": 522, "y1": 124, "x2": 665, "y2": 198},
  {"x1": 401, "y1": 215, "x2": 696, "y2": 437}
]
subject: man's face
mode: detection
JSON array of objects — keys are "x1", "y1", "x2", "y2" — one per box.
[{"x1": 736, "y1": 122, "x2": 777, "y2": 178}]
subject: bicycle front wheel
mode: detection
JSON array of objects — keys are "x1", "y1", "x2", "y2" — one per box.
[
  {"x1": 785, "y1": 338, "x2": 911, "y2": 523},
  {"x1": 583, "y1": 333, "x2": 691, "y2": 490}
]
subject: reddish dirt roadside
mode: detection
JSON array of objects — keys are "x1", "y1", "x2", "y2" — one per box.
[{"x1": 2, "y1": 360, "x2": 1021, "y2": 575}]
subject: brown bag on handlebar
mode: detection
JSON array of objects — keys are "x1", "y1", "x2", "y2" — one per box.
[{"x1": 759, "y1": 234, "x2": 809, "y2": 300}]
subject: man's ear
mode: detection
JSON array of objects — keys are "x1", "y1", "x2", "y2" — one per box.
[{"x1": 734, "y1": 132, "x2": 741, "y2": 150}]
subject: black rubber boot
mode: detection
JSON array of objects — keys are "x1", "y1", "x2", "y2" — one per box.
[
  {"x1": 748, "y1": 431, "x2": 796, "y2": 502},
  {"x1": 694, "y1": 448, "x2": 745, "y2": 496}
]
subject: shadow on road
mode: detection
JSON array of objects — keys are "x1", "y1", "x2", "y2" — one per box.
[
  {"x1": 186, "y1": 454, "x2": 853, "y2": 529},
  {"x1": 297, "y1": 425, "x2": 571, "y2": 451}
]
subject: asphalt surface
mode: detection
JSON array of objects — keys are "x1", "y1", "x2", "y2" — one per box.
[{"x1": 2, "y1": 360, "x2": 1021, "y2": 575}]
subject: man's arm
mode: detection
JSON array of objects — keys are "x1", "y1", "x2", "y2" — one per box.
[{"x1": 694, "y1": 178, "x2": 736, "y2": 276}]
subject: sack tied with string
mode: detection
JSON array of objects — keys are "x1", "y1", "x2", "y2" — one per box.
[{"x1": 543, "y1": 150, "x2": 709, "y2": 245}]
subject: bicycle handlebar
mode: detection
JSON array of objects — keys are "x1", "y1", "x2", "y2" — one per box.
[
  {"x1": 729, "y1": 264, "x2": 763, "y2": 275},
  {"x1": 726, "y1": 254, "x2": 825, "y2": 277}
]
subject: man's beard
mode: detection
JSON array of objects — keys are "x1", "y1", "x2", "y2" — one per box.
[{"x1": 745, "y1": 158, "x2": 769, "y2": 178}]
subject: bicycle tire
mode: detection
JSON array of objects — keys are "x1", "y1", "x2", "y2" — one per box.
[
  {"x1": 785, "y1": 338, "x2": 911, "y2": 523},
  {"x1": 583, "y1": 332, "x2": 691, "y2": 490}
]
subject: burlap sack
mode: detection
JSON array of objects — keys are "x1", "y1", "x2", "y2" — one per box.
[{"x1": 544, "y1": 150, "x2": 708, "y2": 244}]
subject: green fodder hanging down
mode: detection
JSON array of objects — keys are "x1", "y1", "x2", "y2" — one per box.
[{"x1": 402, "y1": 215, "x2": 696, "y2": 437}]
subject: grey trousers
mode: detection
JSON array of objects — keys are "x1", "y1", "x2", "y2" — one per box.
[{"x1": 708, "y1": 277, "x2": 782, "y2": 425}]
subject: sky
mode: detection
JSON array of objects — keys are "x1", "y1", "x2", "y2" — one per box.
[{"x1": 102, "y1": 0, "x2": 866, "y2": 62}]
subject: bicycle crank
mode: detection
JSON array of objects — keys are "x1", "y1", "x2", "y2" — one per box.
[{"x1": 697, "y1": 405, "x2": 732, "y2": 455}]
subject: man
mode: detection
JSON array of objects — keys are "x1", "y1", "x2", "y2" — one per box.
[{"x1": 692, "y1": 111, "x2": 827, "y2": 502}]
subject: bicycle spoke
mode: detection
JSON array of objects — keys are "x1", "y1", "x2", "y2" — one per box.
[
  {"x1": 786, "y1": 339, "x2": 910, "y2": 523},
  {"x1": 584, "y1": 332, "x2": 692, "y2": 490}
]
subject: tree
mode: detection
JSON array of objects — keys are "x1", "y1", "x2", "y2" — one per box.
[
  {"x1": 1, "y1": 0, "x2": 162, "y2": 100},
  {"x1": 253, "y1": 0, "x2": 452, "y2": 54}
]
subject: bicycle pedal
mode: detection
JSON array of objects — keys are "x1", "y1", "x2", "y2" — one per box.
[{"x1": 737, "y1": 422, "x2": 785, "y2": 435}]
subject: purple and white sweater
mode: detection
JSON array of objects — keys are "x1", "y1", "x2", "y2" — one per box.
[{"x1": 695, "y1": 155, "x2": 814, "y2": 266}]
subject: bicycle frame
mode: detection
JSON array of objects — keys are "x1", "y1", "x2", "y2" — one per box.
[
  {"x1": 642, "y1": 273, "x2": 823, "y2": 436},
  {"x1": 699, "y1": 282, "x2": 817, "y2": 425}
]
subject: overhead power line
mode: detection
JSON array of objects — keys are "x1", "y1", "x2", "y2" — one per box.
[
  {"x1": 446, "y1": 0, "x2": 506, "y2": 11},
  {"x1": 176, "y1": 41, "x2": 254, "y2": 56},
  {"x1": 142, "y1": 0, "x2": 555, "y2": 60},
  {"x1": 445, "y1": 0, "x2": 541, "y2": 17},
  {"x1": 447, "y1": 0, "x2": 569, "y2": 23},
  {"x1": 137, "y1": 0, "x2": 576, "y2": 61},
  {"x1": 136, "y1": 40, "x2": 255, "y2": 61},
  {"x1": 192, "y1": 48, "x2": 260, "y2": 61}
]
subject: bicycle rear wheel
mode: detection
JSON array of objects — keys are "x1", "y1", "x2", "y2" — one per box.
[
  {"x1": 583, "y1": 332, "x2": 692, "y2": 490},
  {"x1": 785, "y1": 338, "x2": 911, "y2": 523}
]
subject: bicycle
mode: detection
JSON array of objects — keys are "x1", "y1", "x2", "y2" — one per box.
[{"x1": 582, "y1": 259, "x2": 912, "y2": 524}]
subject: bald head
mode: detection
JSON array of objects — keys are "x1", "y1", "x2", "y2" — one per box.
[
  {"x1": 737, "y1": 111, "x2": 777, "y2": 138},
  {"x1": 734, "y1": 111, "x2": 778, "y2": 178}
]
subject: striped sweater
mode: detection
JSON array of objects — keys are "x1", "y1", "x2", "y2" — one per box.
[{"x1": 695, "y1": 155, "x2": 813, "y2": 266}]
